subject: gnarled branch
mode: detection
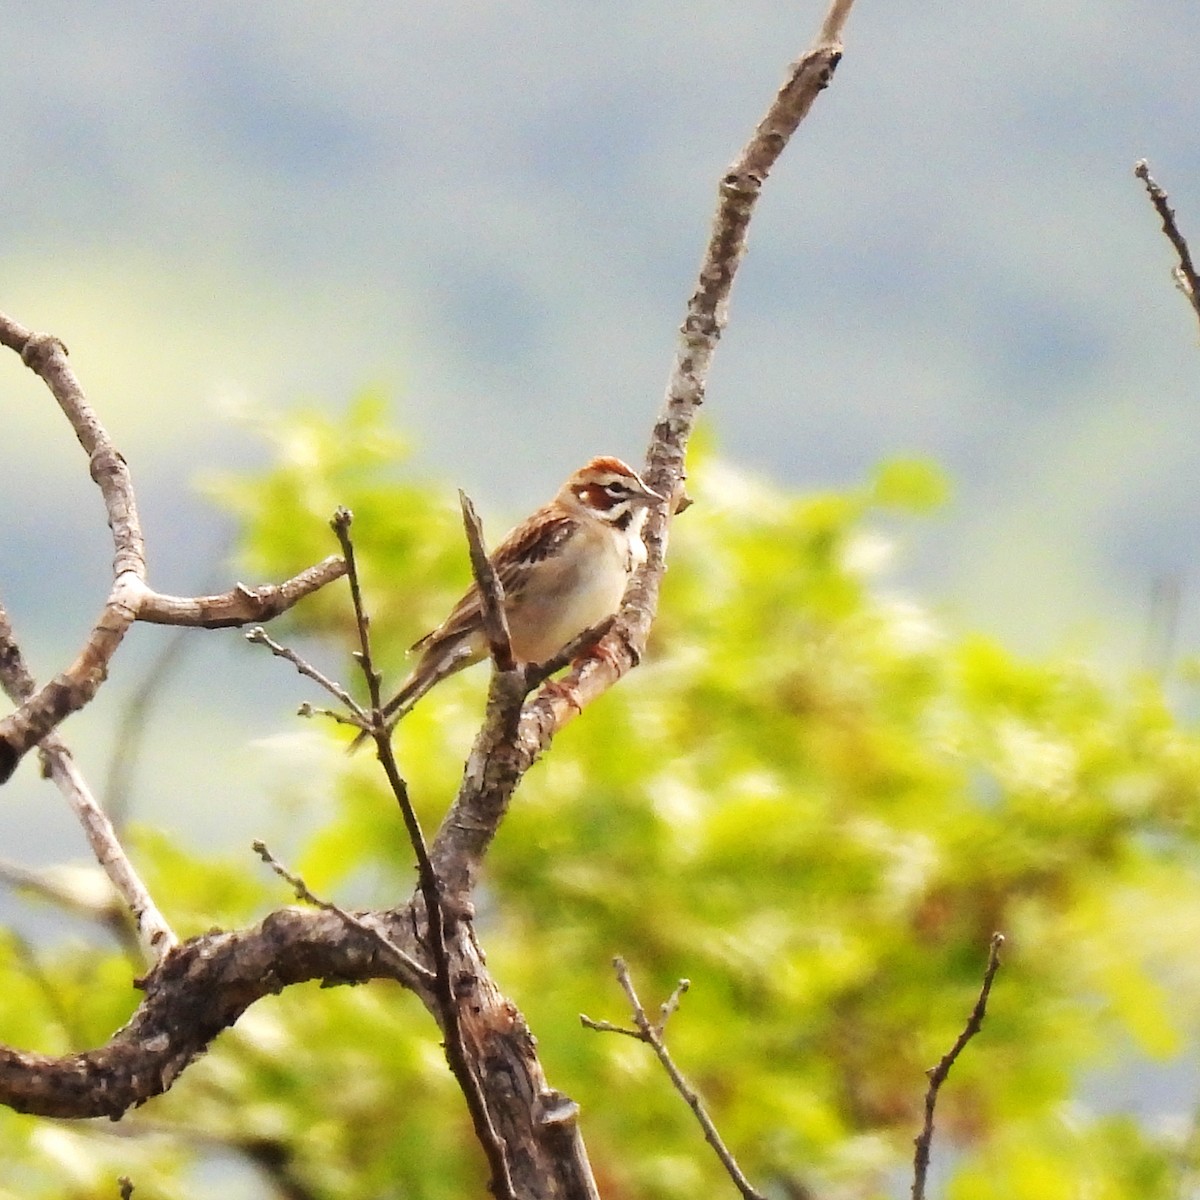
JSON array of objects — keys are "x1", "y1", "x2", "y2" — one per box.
[{"x1": 0, "y1": 312, "x2": 347, "y2": 785}]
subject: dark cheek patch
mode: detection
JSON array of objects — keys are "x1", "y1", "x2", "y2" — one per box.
[{"x1": 579, "y1": 483, "x2": 611, "y2": 511}]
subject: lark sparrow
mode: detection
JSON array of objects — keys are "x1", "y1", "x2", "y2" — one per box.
[{"x1": 356, "y1": 456, "x2": 661, "y2": 741}]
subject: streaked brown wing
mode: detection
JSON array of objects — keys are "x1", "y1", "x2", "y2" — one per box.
[
  {"x1": 409, "y1": 508, "x2": 581, "y2": 652},
  {"x1": 496, "y1": 509, "x2": 579, "y2": 571}
]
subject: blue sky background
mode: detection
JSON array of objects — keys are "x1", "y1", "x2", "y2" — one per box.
[{"x1": 1, "y1": 0, "x2": 1199, "y2": 938}]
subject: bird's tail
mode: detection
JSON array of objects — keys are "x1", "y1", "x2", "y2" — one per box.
[{"x1": 345, "y1": 642, "x2": 476, "y2": 753}]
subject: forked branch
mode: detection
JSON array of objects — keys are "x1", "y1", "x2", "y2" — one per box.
[
  {"x1": 0, "y1": 311, "x2": 346, "y2": 785},
  {"x1": 582, "y1": 959, "x2": 765, "y2": 1200}
]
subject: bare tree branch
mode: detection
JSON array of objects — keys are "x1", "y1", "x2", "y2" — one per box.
[
  {"x1": 38, "y1": 743, "x2": 178, "y2": 961},
  {"x1": 252, "y1": 839, "x2": 433, "y2": 990},
  {"x1": 459, "y1": 490, "x2": 516, "y2": 671},
  {"x1": 911, "y1": 933, "x2": 1005, "y2": 1200},
  {"x1": 245, "y1": 625, "x2": 366, "y2": 720},
  {"x1": 0, "y1": 905, "x2": 414, "y2": 1117},
  {"x1": 333, "y1": 508, "x2": 516, "y2": 1200},
  {"x1": 1135, "y1": 160, "x2": 1200, "y2": 332},
  {"x1": 582, "y1": 958, "x2": 765, "y2": 1200},
  {"x1": 0, "y1": 600, "x2": 176, "y2": 961},
  {"x1": 134, "y1": 558, "x2": 348, "y2": 627},
  {"x1": 0, "y1": 310, "x2": 347, "y2": 785}
]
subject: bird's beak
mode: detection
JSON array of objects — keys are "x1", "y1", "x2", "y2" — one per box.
[{"x1": 632, "y1": 472, "x2": 664, "y2": 505}]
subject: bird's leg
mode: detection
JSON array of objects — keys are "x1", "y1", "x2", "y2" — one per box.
[
  {"x1": 540, "y1": 675, "x2": 585, "y2": 715},
  {"x1": 526, "y1": 616, "x2": 629, "y2": 714}
]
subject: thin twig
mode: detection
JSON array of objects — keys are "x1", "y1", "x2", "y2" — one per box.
[
  {"x1": 252, "y1": 840, "x2": 433, "y2": 989},
  {"x1": 911, "y1": 933, "x2": 1005, "y2": 1200},
  {"x1": 0, "y1": 600, "x2": 176, "y2": 961},
  {"x1": 459, "y1": 491, "x2": 515, "y2": 671},
  {"x1": 246, "y1": 626, "x2": 367, "y2": 721},
  {"x1": 523, "y1": 616, "x2": 618, "y2": 692},
  {"x1": 578, "y1": 1014, "x2": 643, "y2": 1040},
  {"x1": 40, "y1": 743, "x2": 178, "y2": 961},
  {"x1": 1135, "y1": 160, "x2": 1200, "y2": 331},
  {"x1": 583, "y1": 958, "x2": 766, "y2": 1200},
  {"x1": 117, "y1": 1177, "x2": 134, "y2": 1200},
  {"x1": 657, "y1": 977, "x2": 691, "y2": 1036},
  {"x1": 330, "y1": 508, "x2": 515, "y2": 1200},
  {"x1": 297, "y1": 702, "x2": 366, "y2": 728}
]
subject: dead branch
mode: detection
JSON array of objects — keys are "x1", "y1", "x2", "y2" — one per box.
[
  {"x1": 0, "y1": 884, "x2": 601, "y2": 1200},
  {"x1": 252, "y1": 839, "x2": 433, "y2": 990},
  {"x1": 135, "y1": 559, "x2": 348, "y2": 627},
  {"x1": 911, "y1": 933, "x2": 1005, "y2": 1200},
  {"x1": 429, "y1": 0, "x2": 855, "y2": 902},
  {"x1": 459, "y1": 490, "x2": 516, "y2": 671},
  {"x1": 0, "y1": 600, "x2": 176, "y2": 961},
  {"x1": 245, "y1": 625, "x2": 367, "y2": 720},
  {"x1": 1135, "y1": 160, "x2": 1200, "y2": 331},
  {"x1": 0, "y1": 311, "x2": 347, "y2": 785},
  {"x1": 0, "y1": 905, "x2": 415, "y2": 1118},
  {"x1": 333, "y1": 508, "x2": 517, "y2": 1200},
  {"x1": 582, "y1": 959, "x2": 765, "y2": 1200}
]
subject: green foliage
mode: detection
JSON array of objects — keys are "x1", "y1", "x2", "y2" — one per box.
[{"x1": 7, "y1": 399, "x2": 1200, "y2": 1196}]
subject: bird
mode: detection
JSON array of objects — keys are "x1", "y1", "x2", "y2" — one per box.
[{"x1": 352, "y1": 455, "x2": 661, "y2": 747}]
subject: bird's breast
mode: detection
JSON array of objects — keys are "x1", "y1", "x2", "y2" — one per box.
[{"x1": 506, "y1": 529, "x2": 631, "y2": 663}]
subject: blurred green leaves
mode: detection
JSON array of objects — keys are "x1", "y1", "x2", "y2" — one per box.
[{"x1": 6, "y1": 399, "x2": 1200, "y2": 1197}]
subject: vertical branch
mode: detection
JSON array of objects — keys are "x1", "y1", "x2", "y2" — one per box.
[
  {"x1": 496, "y1": 0, "x2": 857, "y2": 745},
  {"x1": 330, "y1": 509, "x2": 515, "y2": 1200},
  {"x1": 459, "y1": 490, "x2": 516, "y2": 671},
  {"x1": 911, "y1": 933, "x2": 1005, "y2": 1200},
  {"x1": 641, "y1": 6, "x2": 852, "y2": 508},
  {"x1": 429, "y1": 0, "x2": 859, "y2": 894}
]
